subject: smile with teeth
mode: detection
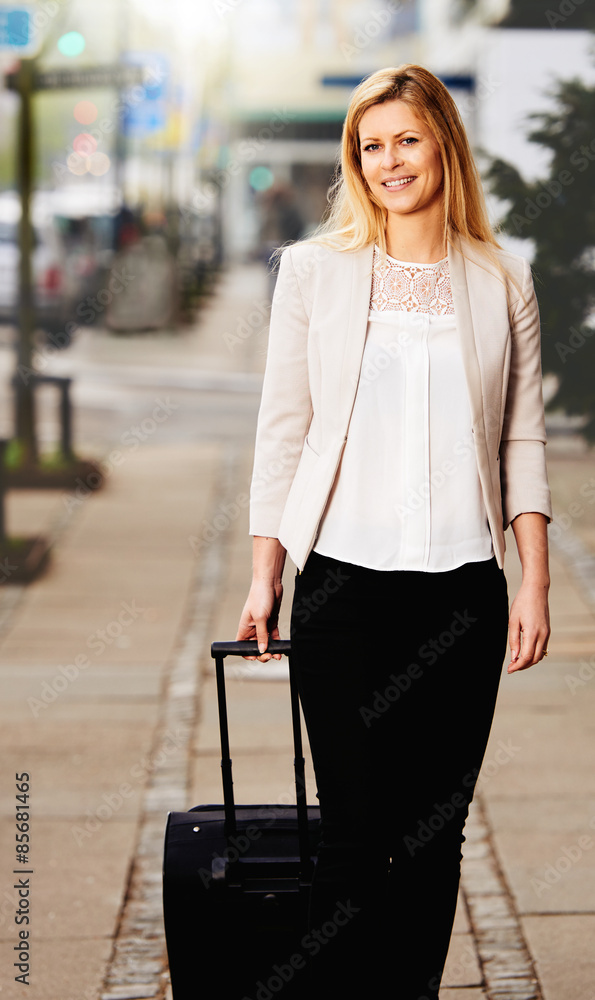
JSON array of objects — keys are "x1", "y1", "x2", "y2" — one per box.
[{"x1": 383, "y1": 176, "x2": 416, "y2": 188}]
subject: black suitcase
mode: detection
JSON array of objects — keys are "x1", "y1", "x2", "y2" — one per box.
[{"x1": 163, "y1": 639, "x2": 322, "y2": 999}]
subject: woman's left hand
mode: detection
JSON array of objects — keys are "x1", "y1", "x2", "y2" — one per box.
[
  {"x1": 507, "y1": 580, "x2": 551, "y2": 673},
  {"x1": 508, "y1": 511, "x2": 551, "y2": 673}
]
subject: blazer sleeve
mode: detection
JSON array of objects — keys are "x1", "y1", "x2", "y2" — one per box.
[
  {"x1": 499, "y1": 258, "x2": 553, "y2": 528},
  {"x1": 249, "y1": 246, "x2": 313, "y2": 538}
]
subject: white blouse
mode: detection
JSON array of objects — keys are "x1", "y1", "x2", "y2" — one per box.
[{"x1": 313, "y1": 246, "x2": 494, "y2": 572}]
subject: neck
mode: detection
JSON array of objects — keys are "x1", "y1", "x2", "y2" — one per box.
[{"x1": 385, "y1": 212, "x2": 447, "y2": 264}]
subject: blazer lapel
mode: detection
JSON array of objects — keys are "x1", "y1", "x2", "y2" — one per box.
[
  {"x1": 448, "y1": 233, "x2": 487, "y2": 443},
  {"x1": 448, "y1": 231, "x2": 506, "y2": 551},
  {"x1": 338, "y1": 242, "x2": 375, "y2": 418}
]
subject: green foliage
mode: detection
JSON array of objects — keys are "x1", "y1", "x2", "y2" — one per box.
[
  {"x1": 0, "y1": 537, "x2": 29, "y2": 552},
  {"x1": 499, "y1": 0, "x2": 595, "y2": 30},
  {"x1": 38, "y1": 449, "x2": 77, "y2": 471},
  {"x1": 454, "y1": 0, "x2": 595, "y2": 29},
  {"x1": 4, "y1": 439, "x2": 25, "y2": 469},
  {"x1": 3, "y1": 440, "x2": 77, "y2": 470},
  {"x1": 484, "y1": 66, "x2": 595, "y2": 439}
]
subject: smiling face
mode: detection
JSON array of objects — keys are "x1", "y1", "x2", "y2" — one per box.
[{"x1": 358, "y1": 99, "x2": 444, "y2": 223}]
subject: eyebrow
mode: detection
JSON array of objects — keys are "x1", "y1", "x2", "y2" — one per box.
[{"x1": 359, "y1": 129, "x2": 423, "y2": 144}]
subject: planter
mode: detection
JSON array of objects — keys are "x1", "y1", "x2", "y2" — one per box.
[
  {"x1": 0, "y1": 536, "x2": 51, "y2": 583},
  {"x1": 5, "y1": 459, "x2": 104, "y2": 491}
]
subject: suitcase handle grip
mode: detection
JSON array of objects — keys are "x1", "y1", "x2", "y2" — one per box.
[{"x1": 211, "y1": 639, "x2": 291, "y2": 657}]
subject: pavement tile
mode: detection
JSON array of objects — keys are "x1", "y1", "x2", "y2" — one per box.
[
  {"x1": 4, "y1": 490, "x2": 65, "y2": 538},
  {"x1": 441, "y1": 932, "x2": 482, "y2": 987},
  {"x1": 529, "y1": 962, "x2": 595, "y2": 1000},
  {"x1": 59, "y1": 528, "x2": 199, "y2": 556},
  {"x1": 0, "y1": 936, "x2": 112, "y2": 999},
  {"x1": 25, "y1": 567, "x2": 193, "y2": 605},
  {"x1": 477, "y1": 709, "x2": 595, "y2": 797},
  {"x1": 0, "y1": 818, "x2": 137, "y2": 941},
  {"x1": 0, "y1": 638, "x2": 178, "y2": 667},
  {"x1": 10, "y1": 604, "x2": 182, "y2": 635},
  {"x1": 194, "y1": 674, "x2": 303, "y2": 752},
  {"x1": 16, "y1": 589, "x2": 166, "y2": 611},
  {"x1": 0, "y1": 717, "x2": 155, "y2": 756},
  {"x1": 451, "y1": 892, "x2": 471, "y2": 934},
  {"x1": 490, "y1": 833, "x2": 595, "y2": 914},
  {"x1": 484, "y1": 796, "x2": 595, "y2": 833},
  {"x1": 439, "y1": 992, "x2": 487, "y2": 999},
  {"x1": 495, "y1": 657, "x2": 595, "y2": 696},
  {"x1": 0, "y1": 699, "x2": 158, "y2": 729},
  {"x1": 521, "y1": 915, "x2": 595, "y2": 1000},
  {"x1": 0, "y1": 743, "x2": 174, "y2": 819},
  {"x1": 0, "y1": 664, "x2": 162, "y2": 709},
  {"x1": 190, "y1": 749, "x2": 317, "y2": 810},
  {"x1": 0, "y1": 627, "x2": 178, "y2": 659}
]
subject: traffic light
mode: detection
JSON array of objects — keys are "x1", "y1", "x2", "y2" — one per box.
[{"x1": 57, "y1": 31, "x2": 85, "y2": 58}]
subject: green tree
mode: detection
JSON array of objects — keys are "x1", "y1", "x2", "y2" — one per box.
[
  {"x1": 499, "y1": 0, "x2": 595, "y2": 30},
  {"x1": 456, "y1": 0, "x2": 595, "y2": 29},
  {"x1": 484, "y1": 63, "x2": 595, "y2": 439}
]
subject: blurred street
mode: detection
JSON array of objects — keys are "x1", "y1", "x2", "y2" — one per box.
[
  {"x1": 0, "y1": 262, "x2": 269, "y2": 452},
  {"x1": 0, "y1": 261, "x2": 593, "y2": 1000}
]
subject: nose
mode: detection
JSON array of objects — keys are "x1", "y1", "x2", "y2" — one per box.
[{"x1": 380, "y1": 142, "x2": 403, "y2": 170}]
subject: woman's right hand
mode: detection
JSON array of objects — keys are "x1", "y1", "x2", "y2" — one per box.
[
  {"x1": 236, "y1": 579, "x2": 284, "y2": 661},
  {"x1": 236, "y1": 536, "x2": 288, "y2": 661}
]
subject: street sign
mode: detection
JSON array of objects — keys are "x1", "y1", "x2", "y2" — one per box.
[
  {"x1": 33, "y1": 64, "x2": 145, "y2": 91},
  {"x1": 121, "y1": 52, "x2": 168, "y2": 138},
  {"x1": 5, "y1": 63, "x2": 146, "y2": 91},
  {"x1": 0, "y1": 7, "x2": 32, "y2": 50},
  {"x1": 122, "y1": 102, "x2": 166, "y2": 137}
]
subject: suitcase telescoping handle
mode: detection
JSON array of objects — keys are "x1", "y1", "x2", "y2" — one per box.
[{"x1": 210, "y1": 640, "x2": 310, "y2": 872}]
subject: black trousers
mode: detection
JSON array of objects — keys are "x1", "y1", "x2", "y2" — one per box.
[{"x1": 290, "y1": 551, "x2": 509, "y2": 1000}]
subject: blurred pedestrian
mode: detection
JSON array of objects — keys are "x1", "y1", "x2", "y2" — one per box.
[
  {"x1": 237, "y1": 64, "x2": 552, "y2": 999},
  {"x1": 258, "y1": 182, "x2": 304, "y2": 297},
  {"x1": 113, "y1": 203, "x2": 140, "y2": 251}
]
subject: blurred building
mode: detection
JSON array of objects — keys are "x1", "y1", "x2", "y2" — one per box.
[
  {"x1": 200, "y1": 0, "x2": 595, "y2": 261},
  {"x1": 215, "y1": 0, "x2": 428, "y2": 259},
  {"x1": 2, "y1": 0, "x2": 594, "y2": 273}
]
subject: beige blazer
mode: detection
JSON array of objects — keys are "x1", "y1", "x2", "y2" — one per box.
[{"x1": 249, "y1": 232, "x2": 552, "y2": 571}]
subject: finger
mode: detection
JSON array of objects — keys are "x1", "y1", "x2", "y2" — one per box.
[
  {"x1": 269, "y1": 624, "x2": 282, "y2": 660},
  {"x1": 508, "y1": 631, "x2": 538, "y2": 672},
  {"x1": 510, "y1": 622, "x2": 550, "y2": 672},
  {"x1": 255, "y1": 617, "x2": 272, "y2": 661},
  {"x1": 236, "y1": 616, "x2": 258, "y2": 661},
  {"x1": 508, "y1": 649, "x2": 533, "y2": 672},
  {"x1": 507, "y1": 616, "x2": 521, "y2": 670}
]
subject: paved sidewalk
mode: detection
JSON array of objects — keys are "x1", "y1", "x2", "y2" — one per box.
[
  {"x1": 478, "y1": 440, "x2": 595, "y2": 1000},
  {"x1": 0, "y1": 260, "x2": 593, "y2": 1000},
  {"x1": 0, "y1": 441, "x2": 222, "y2": 999}
]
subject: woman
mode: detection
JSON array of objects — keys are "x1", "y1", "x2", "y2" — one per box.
[{"x1": 237, "y1": 65, "x2": 551, "y2": 999}]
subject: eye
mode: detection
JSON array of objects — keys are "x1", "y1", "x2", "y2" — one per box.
[
  {"x1": 402, "y1": 137, "x2": 418, "y2": 146},
  {"x1": 362, "y1": 143, "x2": 380, "y2": 152}
]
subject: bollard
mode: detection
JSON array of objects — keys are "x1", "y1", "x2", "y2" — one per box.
[
  {"x1": 57, "y1": 377, "x2": 73, "y2": 461},
  {"x1": 12, "y1": 374, "x2": 74, "y2": 463}
]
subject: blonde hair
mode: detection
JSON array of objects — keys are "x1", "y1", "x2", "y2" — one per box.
[{"x1": 282, "y1": 64, "x2": 501, "y2": 260}]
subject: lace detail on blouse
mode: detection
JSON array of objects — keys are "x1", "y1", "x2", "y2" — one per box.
[{"x1": 370, "y1": 244, "x2": 454, "y2": 316}]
